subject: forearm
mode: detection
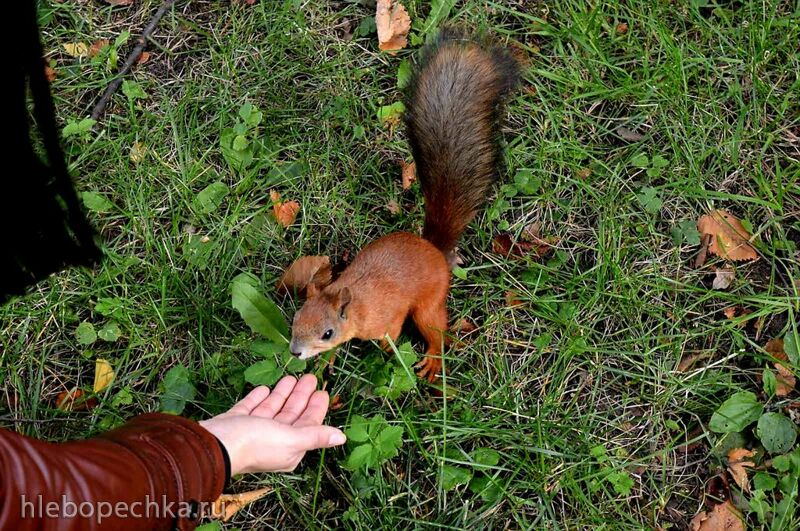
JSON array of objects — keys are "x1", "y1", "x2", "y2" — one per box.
[{"x1": 0, "y1": 413, "x2": 226, "y2": 530}]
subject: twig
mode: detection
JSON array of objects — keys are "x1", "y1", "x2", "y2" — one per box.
[{"x1": 90, "y1": 0, "x2": 177, "y2": 121}]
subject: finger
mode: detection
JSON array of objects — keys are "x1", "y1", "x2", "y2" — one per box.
[
  {"x1": 292, "y1": 390, "x2": 330, "y2": 427},
  {"x1": 292, "y1": 425, "x2": 347, "y2": 451},
  {"x1": 250, "y1": 376, "x2": 298, "y2": 419},
  {"x1": 272, "y1": 374, "x2": 318, "y2": 425},
  {"x1": 222, "y1": 386, "x2": 270, "y2": 417}
]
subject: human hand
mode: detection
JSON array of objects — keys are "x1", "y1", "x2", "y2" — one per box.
[{"x1": 199, "y1": 374, "x2": 346, "y2": 475}]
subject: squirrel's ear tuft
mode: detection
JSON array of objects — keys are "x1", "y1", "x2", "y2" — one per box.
[
  {"x1": 306, "y1": 282, "x2": 320, "y2": 298},
  {"x1": 337, "y1": 287, "x2": 352, "y2": 319}
]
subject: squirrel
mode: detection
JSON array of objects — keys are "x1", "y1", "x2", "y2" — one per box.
[{"x1": 289, "y1": 30, "x2": 518, "y2": 382}]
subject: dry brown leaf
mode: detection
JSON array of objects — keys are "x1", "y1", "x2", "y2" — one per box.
[
  {"x1": 689, "y1": 501, "x2": 744, "y2": 531},
  {"x1": 330, "y1": 394, "x2": 344, "y2": 411},
  {"x1": 712, "y1": 266, "x2": 735, "y2": 290},
  {"x1": 576, "y1": 168, "x2": 592, "y2": 180},
  {"x1": 269, "y1": 190, "x2": 300, "y2": 228},
  {"x1": 765, "y1": 339, "x2": 796, "y2": 396},
  {"x1": 105, "y1": 0, "x2": 134, "y2": 5},
  {"x1": 212, "y1": 487, "x2": 271, "y2": 522},
  {"x1": 93, "y1": 359, "x2": 115, "y2": 393},
  {"x1": 451, "y1": 318, "x2": 477, "y2": 334},
  {"x1": 727, "y1": 448, "x2": 756, "y2": 492},
  {"x1": 401, "y1": 161, "x2": 416, "y2": 190},
  {"x1": 44, "y1": 65, "x2": 57, "y2": 82},
  {"x1": 775, "y1": 362, "x2": 796, "y2": 397},
  {"x1": 56, "y1": 388, "x2": 98, "y2": 412},
  {"x1": 386, "y1": 199, "x2": 401, "y2": 215},
  {"x1": 89, "y1": 39, "x2": 110, "y2": 58},
  {"x1": 697, "y1": 210, "x2": 758, "y2": 261},
  {"x1": 616, "y1": 125, "x2": 645, "y2": 142},
  {"x1": 63, "y1": 42, "x2": 89, "y2": 58},
  {"x1": 505, "y1": 291, "x2": 524, "y2": 308},
  {"x1": 493, "y1": 232, "x2": 554, "y2": 260},
  {"x1": 276, "y1": 256, "x2": 332, "y2": 298},
  {"x1": 136, "y1": 51, "x2": 151, "y2": 65},
  {"x1": 616, "y1": 22, "x2": 629, "y2": 34},
  {"x1": 376, "y1": 0, "x2": 411, "y2": 54},
  {"x1": 676, "y1": 351, "x2": 713, "y2": 372}
]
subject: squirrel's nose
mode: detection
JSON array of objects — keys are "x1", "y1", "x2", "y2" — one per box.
[{"x1": 289, "y1": 340, "x2": 302, "y2": 357}]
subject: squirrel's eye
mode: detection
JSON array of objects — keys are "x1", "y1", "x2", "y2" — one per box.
[{"x1": 321, "y1": 329, "x2": 333, "y2": 341}]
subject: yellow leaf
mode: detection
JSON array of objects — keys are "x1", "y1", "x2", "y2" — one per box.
[
  {"x1": 63, "y1": 42, "x2": 89, "y2": 58},
  {"x1": 93, "y1": 358, "x2": 115, "y2": 393},
  {"x1": 130, "y1": 141, "x2": 147, "y2": 164},
  {"x1": 212, "y1": 487, "x2": 271, "y2": 522}
]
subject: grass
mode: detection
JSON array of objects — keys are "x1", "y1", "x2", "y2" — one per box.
[{"x1": 2, "y1": 0, "x2": 799, "y2": 528}]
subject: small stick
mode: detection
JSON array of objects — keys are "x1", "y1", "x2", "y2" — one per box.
[{"x1": 90, "y1": 0, "x2": 177, "y2": 121}]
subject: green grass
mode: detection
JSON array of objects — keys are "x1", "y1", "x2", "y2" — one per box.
[{"x1": 3, "y1": 0, "x2": 799, "y2": 528}]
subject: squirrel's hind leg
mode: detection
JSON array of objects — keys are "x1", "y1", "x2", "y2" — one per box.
[{"x1": 411, "y1": 297, "x2": 448, "y2": 383}]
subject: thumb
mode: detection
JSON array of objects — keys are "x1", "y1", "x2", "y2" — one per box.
[{"x1": 293, "y1": 425, "x2": 347, "y2": 451}]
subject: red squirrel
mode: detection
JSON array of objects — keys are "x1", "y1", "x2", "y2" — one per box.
[{"x1": 289, "y1": 30, "x2": 518, "y2": 382}]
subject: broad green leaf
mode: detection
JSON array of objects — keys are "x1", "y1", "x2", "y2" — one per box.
[
  {"x1": 636, "y1": 186, "x2": 662, "y2": 214},
  {"x1": 709, "y1": 391, "x2": 763, "y2": 433},
  {"x1": 233, "y1": 134, "x2": 249, "y2": 151},
  {"x1": 607, "y1": 470, "x2": 635, "y2": 495},
  {"x1": 159, "y1": 365, "x2": 195, "y2": 414},
  {"x1": 95, "y1": 297, "x2": 125, "y2": 319},
  {"x1": 785, "y1": 328, "x2": 798, "y2": 365},
  {"x1": 396, "y1": 59, "x2": 412, "y2": 89},
  {"x1": 469, "y1": 476, "x2": 502, "y2": 503},
  {"x1": 97, "y1": 321, "x2": 121, "y2": 342},
  {"x1": 75, "y1": 321, "x2": 96, "y2": 345},
  {"x1": 752, "y1": 472, "x2": 777, "y2": 491},
  {"x1": 630, "y1": 154, "x2": 649, "y2": 168},
  {"x1": 81, "y1": 191, "x2": 113, "y2": 213},
  {"x1": 748, "y1": 489, "x2": 769, "y2": 524},
  {"x1": 345, "y1": 415, "x2": 370, "y2": 443},
  {"x1": 440, "y1": 465, "x2": 472, "y2": 490},
  {"x1": 346, "y1": 444, "x2": 374, "y2": 469},
  {"x1": 111, "y1": 388, "x2": 133, "y2": 407},
  {"x1": 250, "y1": 340, "x2": 285, "y2": 358},
  {"x1": 238, "y1": 103, "x2": 254, "y2": 122},
  {"x1": 419, "y1": 0, "x2": 456, "y2": 36},
  {"x1": 377, "y1": 425, "x2": 404, "y2": 459},
  {"x1": 284, "y1": 354, "x2": 306, "y2": 373},
  {"x1": 763, "y1": 367, "x2": 777, "y2": 396},
  {"x1": 192, "y1": 181, "x2": 229, "y2": 215},
  {"x1": 651, "y1": 154, "x2": 669, "y2": 168},
  {"x1": 114, "y1": 30, "x2": 130, "y2": 48},
  {"x1": 471, "y1": 448, "x2": 500, "y2": 467},
  {"x1": 354, "y1": 16, "x2": 376, "y2": 37},
  {"x1": 243, "y1": 359, "x2": 282, "y2": 387},
  {"x1": 452, "y1": 266, "x2": 467, "y2": 280},
  {"x1": 183, "y1": 235, "x2": 217, "y2": 269},
  {"x1": 230, "y1": 272, "x2": 289, "y2": 343},
  {"x1": 756, "y1": 412, "x2": 797, "y2": 454},
  {"x1": 121, "y1": 80, "x2": 147, "y2": 100},
  {"x1": 376, "y1": 101, "x2": 405, "y2": 125}
]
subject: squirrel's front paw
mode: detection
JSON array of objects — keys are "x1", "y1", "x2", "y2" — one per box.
[{"x1": 415, "y1": 355, "x2": 442, "y2": 383}]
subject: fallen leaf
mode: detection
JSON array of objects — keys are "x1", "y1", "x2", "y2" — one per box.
[
  {"x1": 63, "y1": 42, "x2": 89, "y2": 58},
  {"x1": 136, "y1": 51, "x2": 151, "y2": 65},
  {"x1": 93, "y1": 359, "x2": 115, "y2": 393},
  {"x1": 616, "y1": 22, "x2": 629, "y2": 34},
  {"x1": 493, "y1": 232, "x2": 554, "y2": 260},
  {"x1": 401, "y1": 160, "x2": 416, "y2": 190},
  {"x1": 616, "y1": 125, "x2": 645, "y2": 142},
  {"x1": 722, "y1": 306, "x2": 752, "y2": 328},
  {"x1": 105, "y1": 0, "x2": 134, "y2": 5},
  {"x1": 689, "y1": 501, "x2": 744, "y2": 531},
  {"x1": 765, "y1": 339, "x2": 796, "y2": 396},
  {"x1": 697, "y1": 210, "x2": 758, "y2": 261},
  {"x1": 386, "y1": 200, "x2": 401, "y2": 214},
  {"x1": 276, "y1": 256, "x2": 332, "y2": 297},
  {"x1": 676, "y1": 351, "x2": 713, "y2": 372},
  {"x1": 576, "y1": 168, "x2": 592, "y2": 180},
  {"x1": 451, "y1": 318, "x2": 477, "y2": 334},
  {"x1": 44, "y1": 65, "x2": 57, "y2": 82},
  {"x1": 376, "y1": 0, "x2": 411, "y2": 53},
  {"x1": 89, "y1": 39, "x2": 110, "y2": 58},
  {"x1": 726, "y1": 448, "x2": 756, "y2": 492},
  {"x1": 695, "y1": 233, "x2": 712, "y2": 267},
  {"x1": 330, "y1": 394, "x2": 344, "y2": 411},
  {"x1": 56, "y1": 388, "x2": 98, "y2": 412},
  {"x1": 712, "y1": 267, "x2": 735, "y2": 290},
  {"x1": 212, "y1": 487, "x2": 271, "y2": 522},
  {"x1": 269, "y1": 191, "x2": 300, "y2": 228},
  {"x1": 129, "y1": 141, "x2": 146, "y2": 163},
  {"x1": 505, "y1": 291, "x2": 524, "y2": 308}
]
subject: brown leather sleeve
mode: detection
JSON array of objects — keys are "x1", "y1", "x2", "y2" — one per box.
[{"x1": 0, "y1": 413, "x2": 225, "y2": 530}]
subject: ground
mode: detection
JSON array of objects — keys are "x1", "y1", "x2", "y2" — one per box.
[{"x1": 2, "y1": 0, "x2": 799, "y2": 529}]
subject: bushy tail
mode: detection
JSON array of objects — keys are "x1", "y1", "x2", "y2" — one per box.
[{"x1": 405, "y1": 29, "x2": 518, "y2": 259}]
